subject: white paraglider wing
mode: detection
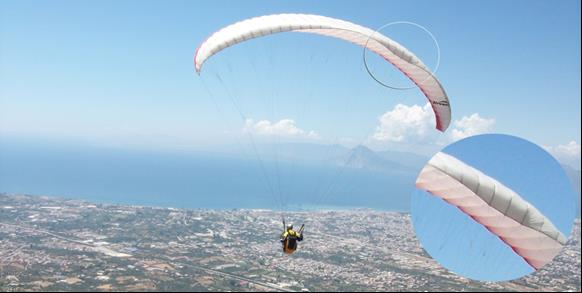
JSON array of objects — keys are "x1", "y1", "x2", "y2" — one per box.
[
  {"x1": 416, "y1": 152, "x2": 567, "y2": 269},
  {"x1": 194, "y1": 14, "x2": 451, "y2": 132}
]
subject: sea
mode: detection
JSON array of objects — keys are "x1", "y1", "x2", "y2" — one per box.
[{"x1": 0, "y1": 141, "x2": 415, "y2": 211}]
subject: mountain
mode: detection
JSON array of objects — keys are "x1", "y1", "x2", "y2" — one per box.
[
  {"x1": 337, "y1": 145, "x2": 414, "y2": 174},
  {"x1": 229, "y1": 142, "x2": 426, "y2": 172}
]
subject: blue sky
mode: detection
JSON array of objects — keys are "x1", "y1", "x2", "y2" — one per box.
[
  {"x1": 0, "y1": 1, "x2": 580, "y2": 165},
  {"x1": 411, "y1": 134, "x2": 576, "y2": 281}
]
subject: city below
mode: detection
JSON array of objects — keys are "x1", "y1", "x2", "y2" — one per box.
[{"x1": 0, "y1": 193, "x2": 580, "y2": 292}]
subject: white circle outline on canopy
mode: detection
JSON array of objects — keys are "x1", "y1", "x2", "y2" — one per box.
[{"x1": 363, "y1": 21, "x2": 441, "y2": 91}]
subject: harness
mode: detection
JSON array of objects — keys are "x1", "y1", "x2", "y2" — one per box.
[{"x1": 281, "y1": 222, "x2": 305, "y2": 254}]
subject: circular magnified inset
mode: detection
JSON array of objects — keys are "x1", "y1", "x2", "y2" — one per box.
[{"x1": 411, "y1": 134, "x2": 575, "y2": 281}]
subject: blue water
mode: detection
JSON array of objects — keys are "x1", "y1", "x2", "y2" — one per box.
[{"x1": 0, "y1": 141, "x2": 415, "y2": 211}]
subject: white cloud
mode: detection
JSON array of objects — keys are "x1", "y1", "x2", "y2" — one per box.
[
  {"x1": 545, "y1": 141, "x2": 581, "y2": 169},
  {"x1": 372, "y1": 103, "x2": 435, "y2": 143},
  {"x1": 553, "y1": 141, "x2": 581, "y2": 157},
  {"x1": 244, "y1": 118, "x2": 320, "y2": 140},
  {"x1": 449, "y1": 113, "x2": 495, "y2": 141},
  {"x1": 372, "y1": 103, "x2": 495, "y2": 144}
]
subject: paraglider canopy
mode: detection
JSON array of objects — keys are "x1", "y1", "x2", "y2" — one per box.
[
  {"x1": 194, "y1": 13, "x2": 451, "y2": 132},
  {"x1": 416, "y1": 151, "x2": 567, "y2": 269}
]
